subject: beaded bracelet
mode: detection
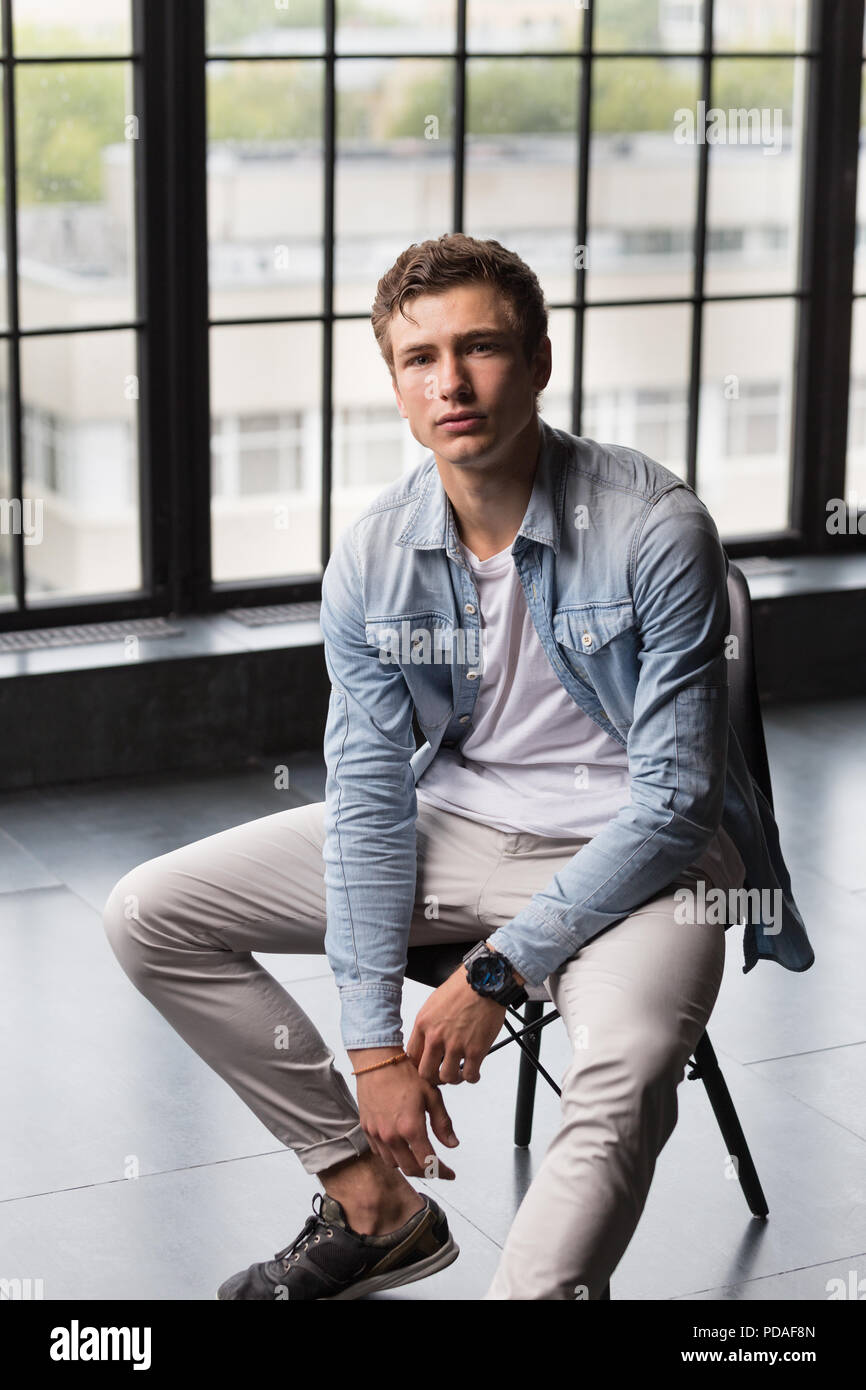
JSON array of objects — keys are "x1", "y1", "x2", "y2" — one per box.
[{"x1": 352, "y1": 1051, "x2": 410, "y2": 1077}]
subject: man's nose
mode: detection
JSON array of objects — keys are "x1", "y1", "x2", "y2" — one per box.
[{"x1": 437, "y1": 353, "x2": 472, "y2": 397}]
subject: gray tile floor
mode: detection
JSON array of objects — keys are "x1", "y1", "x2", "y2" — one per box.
[{"x1": 1, "y1": 697, "x2": 864, "y2": 1301}]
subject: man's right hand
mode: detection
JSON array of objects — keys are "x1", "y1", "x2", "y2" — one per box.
[{"x1": 347, "y1": 1046, "x2": 459, "y2": 1180}]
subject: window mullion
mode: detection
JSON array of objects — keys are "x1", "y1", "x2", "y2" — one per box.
[{"x1": 791, "y1": 0, "x2": 865, "y2": 550}]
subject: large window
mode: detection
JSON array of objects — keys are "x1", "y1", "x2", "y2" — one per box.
[
  {"x1": 0, "y1": 0, "x2": 863, "y2": 631},
  {"x1": 0, "y1": 0, "x2": 141, "y2": 613},
  {"x1": 847, "y1": 14, "x2": 866, "y2": 521}
]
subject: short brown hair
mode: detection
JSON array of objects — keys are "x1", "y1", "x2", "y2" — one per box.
[{"x1": 371, "y1": 232, "x2": 549, "y2": 404}]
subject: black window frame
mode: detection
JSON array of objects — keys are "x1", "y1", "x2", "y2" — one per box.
[{"x1": 0, "y1": 0, "x2": 863, "y2": 634}]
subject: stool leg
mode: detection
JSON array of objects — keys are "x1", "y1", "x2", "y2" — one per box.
[
  {"x1": 514, "y1": 1000, "x2": 543, "y2": 1147},
  {"x1": 691, "y1": 1032, "x2": 769, "y2": 1218},
  {"x1": 599, "y1": 1281, "x2": 611, "y2": 1300}
]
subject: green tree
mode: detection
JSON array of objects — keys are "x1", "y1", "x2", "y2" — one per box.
[
  {"x1": 711, "y1": 59, "x2": 796, "y2": 125},
  {"x1": 467, "y1": 60, "x2": 579, "y2": 135},
  {"x1": 15, "y1": 58, "x2": 126, "y2": 205},
  {"x1": 207, "y1": 62, "x2": 323, "y2": 141},
  {"x1": 591, "y1": 58, "x2": 699, "y2": 133},
  {"x1": 206, "y1": 0, "x2": 403, "y2": 50},
  {"x1": 2, "y1": 19, "x2": 802, "y2": 210},
  {"x1": 593, "y1": 0, "x2": 661, "y2": 50}
]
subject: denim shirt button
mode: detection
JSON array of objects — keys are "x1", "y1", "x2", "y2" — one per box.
[
  {"x1": 466, "y1": 670, "x2": 479, "y2": 680},
  {"x1": 459, "y1": 714, "x2": 470, "y2": 723},
  {"x1": 464, "y1": 602, "x2": 476, "y2": 614},
  {"x1": 581, "y1": 631, "x2": 594, "y2": 649}
]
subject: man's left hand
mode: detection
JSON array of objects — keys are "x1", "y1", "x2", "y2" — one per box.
[{"x1": 405, "y1": 967, "x2": 507, "y2": 1086}]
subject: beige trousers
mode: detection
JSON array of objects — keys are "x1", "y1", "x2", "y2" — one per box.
[{"x1": 102, "y1": 798, "x2": 726, "y2": 1300}]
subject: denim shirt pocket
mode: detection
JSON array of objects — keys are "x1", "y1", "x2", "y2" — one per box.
[
  {"x1": 552, "y1": 600, "x2": 638, "y2": 689},
  {"x1": 365, "y1": 615, "x2": 457, "y2": 732}
]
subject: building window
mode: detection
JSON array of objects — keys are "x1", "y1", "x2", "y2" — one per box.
[
  {"x1": 634, "y1": 387, "x2": 689, "y2": 467},
  {"x1": 212, "y1": 411, "x2": 304, "y2": 497},
  {"x1": 725, "y1": 382, "x2": 782, "y2": 458},
  {"x1": 333, "y1": 407, "x2": 406, "y2": 491}
]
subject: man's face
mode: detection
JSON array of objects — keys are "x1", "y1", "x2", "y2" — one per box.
[{"x1": 389, "y1": 282, "x2": 551, "y2": 470}]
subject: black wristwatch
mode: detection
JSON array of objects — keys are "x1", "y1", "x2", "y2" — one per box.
[{"x1": 462, "y1": 941, "x2": 528, "y2": 1008}]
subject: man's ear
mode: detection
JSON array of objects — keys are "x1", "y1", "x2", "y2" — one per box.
[{"x1": 534, "y1": 335, "x2": 553, "y2": 393}]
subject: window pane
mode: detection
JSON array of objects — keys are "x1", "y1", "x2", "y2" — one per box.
[
  {"x1": 15, "y1": 62, "x2": 137, "y2": 331},
  {"x1": 337, "y1": 0, "x2": 456, "y2": 55},
  {"x1": 20, "y1": 329, "x2": 141, "y2": 599},
  {"x1": 467, "y1": 1, "x2": 581, "y2": 53},
  {"x1": 697, "y1": 297, "x2": 795, "y2": 535},
  {"x1": 594, "y1": 0, "x2": 705, "y2": 52},
  {"x1": 206, "y1": 0, "x2": 325, "y2": 57},
  {"x1": 587, "y1": 58, "x2": 700, "y2": 301},
  {"x1": 331, "y1": 317, "x2": 429, "y2": 541},
  {"x1": 846, "y1": 297, "x2": 866, "y2": 508},
  {"x1": 0, "y1": 341, "x2": 12, "y2": 608},
  {"x1": 207, "y1": 59, "x2": 324, "y2": 320},
  {"x1": 465, "y1": 57, "x2": 579, "y2": 309},
  {"x1": 14, "y1": 0, "x2": 132, "y2": 56},
  {"x1": 540, "y1": 306, "x2": 574, "y2": 434},
  {"x1": 334, "y1": 58, "x2": 453, "y2": 315},
  {"x1": 0, "y1": 70, "x2": 6, "y2": 332},
  {"x1": 713, "y1": 0, "x2": 810, "y2": 53},
  {"x1": 703, "y1": 58, "x2": 806, "y2": 296},
  {"x1": 581, "y1": 303, "x2": 691, "y2": 479},
  {"x1": 210, "y1": 322, "x2": 322, "y2": 581},
  {"x1": 856, "y1": 76, "x2": 866, "y2": 294},
  {"x1": 235, "y1": 411, "x2": 304, "y2": 496}
]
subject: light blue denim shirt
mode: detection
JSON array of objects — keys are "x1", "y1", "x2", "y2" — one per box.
[{"x1": 319, "y1": 414, "x2": 814, "y2": 1050}]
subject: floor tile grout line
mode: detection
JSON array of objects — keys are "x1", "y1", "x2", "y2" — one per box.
[
  {"x1": 673, "y1": 1249, "x2": 866, "y2": 1300},
  {"x1": 0, "y1": 1147, "x2": 309, "y2": 1206},
  {"x1": 3, "y1": 1152, "x2": 509, "y2": 1256},
  {"x1": 415, "y1": 1178, "x2": 506, "y2": 1253},
  {"x1": 706, "y1": 1042, "x2": 866, "y2": 1146},
  {"x1": 739, "y1": 1087, "x2": 866, "y2": 1149},
  {"x1": 740, "y1": 1038, "x2": 866, "y2": 1065}
]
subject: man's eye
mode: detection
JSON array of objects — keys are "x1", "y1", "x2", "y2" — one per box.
[{"x1": 407, "y1": 343, "x2": 495, "y2": 366}]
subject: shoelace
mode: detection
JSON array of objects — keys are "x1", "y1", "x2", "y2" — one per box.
[{"x1": 274, "y1": 1193, "x2": 335, "y2": 1271}]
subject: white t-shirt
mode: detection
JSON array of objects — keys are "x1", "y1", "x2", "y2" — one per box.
[{"x1": 415, "y1": 537, "x2": 745, "y2": 893}]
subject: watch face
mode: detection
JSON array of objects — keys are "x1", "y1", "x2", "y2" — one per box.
[{"x1": 469, "y1": 953, "x2": 508, "y2": 993}]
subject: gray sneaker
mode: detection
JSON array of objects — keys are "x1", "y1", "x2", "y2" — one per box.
[{"x1": 216, "y1": 1192, "x2": 459, "y2": 1301}]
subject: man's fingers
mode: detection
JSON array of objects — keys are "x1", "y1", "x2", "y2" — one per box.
[
  {"x1": 367, "y1": 1133, "x2": 398, "y2": 1169},
  {"x1": 418, "y1": 1152, "x2": 456, "y2": 1180},
  {"x1": 426, "y1": 1087, "x2": 460, "y2": 1151},
  {"x1": 406, "y1": 1130, "x2": 455, "y2": 1181},
  {"x1": 438, "y1": 1047, "x2": 465, "y2": 1086},
  {"x1": 404, "y1": 1025, "x2": 423, "y2": 1068},
  {"x1": 459, "y1": 1050, "x2": 483, "y2": 1084},
  {"x1": 416, "y1": 1038, "x2": 447, "y2": 1087},
  {"x1": 387, "y1": 1137, "x2": 425, "y2": 1178}
]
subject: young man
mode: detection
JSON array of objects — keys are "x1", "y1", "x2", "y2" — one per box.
[{"x1": 103, "y1": 233, "x2": 813, "y2": 1301}]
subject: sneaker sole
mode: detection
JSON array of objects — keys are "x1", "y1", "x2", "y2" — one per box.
[
  {"x1": 323, "y1": 1232, "x2": 460, "y2": 1300},
  {"x1": 215, "y1": 1232, "x2": 459, "y2": 1301}
]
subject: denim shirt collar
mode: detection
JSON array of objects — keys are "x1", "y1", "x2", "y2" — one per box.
[{"x1": 396, "y1": 414, "x2": 567, "y2": 557}]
